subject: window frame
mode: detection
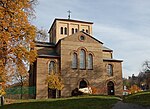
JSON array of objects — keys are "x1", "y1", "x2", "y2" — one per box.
[
  {"x1": 88, "y1": 54, "x2": 93, "y2": 70},
  {"x1": 72, "y1": 28, "x2": 74, "y2": 34},
  {"x1": 72, "y1": 53, "x2": 78, "y2": 69},
  {"x1": 49, "y1": 61, "x2": 56, "y2": 74},
  {"x1": 75, "y1": 28, "x2": 78, "y2": 33},
  {"x1": 80, "y1": 49, "x2": 86, "y2": 69},
  {"x1": 60, "y1": 27, "x2": 63, "y2": 34},
  {"x1": 86, "y1": 29, "x2": 88, "y2": 33},
  {"x1": 64, "y1": 27, "x2": 67, "y2": 35},
  {"x1": 107, "y1": 64, "x2": 113, "y2": 76}
]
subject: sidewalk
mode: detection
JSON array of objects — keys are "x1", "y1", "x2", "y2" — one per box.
[{"x1": 112, "y1": 101, "x2": 150, "y2": 109}]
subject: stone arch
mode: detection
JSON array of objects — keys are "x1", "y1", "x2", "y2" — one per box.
[
  {"x1": 107, "y1": 81, "x2": 115, "y2": 95},
  {"x1": 78, "y1": 78, "x2": 89, "y2": 88}
]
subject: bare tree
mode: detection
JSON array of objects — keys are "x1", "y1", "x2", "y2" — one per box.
[
  {"x1": 138, "y1": 60, "x2": 150, "y2": 90},
  {"x1": 142, "y1": 60, "x2": 150, "y2": 72},
  {"x1": 35, "y1": 28, "x2": 48, "y2": 42}
]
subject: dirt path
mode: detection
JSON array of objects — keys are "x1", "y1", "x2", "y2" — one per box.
[{"x1": 112, "y1": 101, "x2": 150, "y2": 109}]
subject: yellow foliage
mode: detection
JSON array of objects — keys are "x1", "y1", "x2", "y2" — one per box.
[
  {"x1": 0, "y1": 89, "x2": 6, "y2": 96},
  {"x1": 129, "y1": 85, "x2": 141, "y2": 94},
  {"x1": 46, "y1": 70, "x2": 64, "y2": 90},
  {"x1": 0, "y1": 0, "x2": 37, "y2": 83}
]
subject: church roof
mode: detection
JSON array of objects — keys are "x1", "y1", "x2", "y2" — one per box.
[
  {"x1": 35, "y1": 41, "x2": 55, "y2": 47},
  {"x1": 82, "y1": 31, "x2": 103, "y2": 44},
  {"x1": 38, "y1": 52, "x2": 60, "y2": 58},
  {"x1": 38, "y1": 54, "x2": 60, "y2": 58},
  {"x1": 55, "y1": 18, "x2": 93, "y2": 24},
  {"x1": 48, "y1": 18, "x2": 93, "y2": 33},
  {"x1": 60, "y1": 31, "x2": 103, "y2": 44},
  {"x1": 103, "y1": 58, "x2": 123, "y2": 62},
  {"x1": 102, "y1": 46, "x2": 113, "y2": 52},
  {"x1": 37, "y1": 48, "x2": 60, "y2": 58}
]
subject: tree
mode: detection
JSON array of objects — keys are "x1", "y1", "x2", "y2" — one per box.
[
  {"x1": 137, "y1": 60, "x2": 150, "y2": 90},
  {"x1": 0, "y1": 0, "x2": 37, "y2": 83},
  {"x1": 35, "y1": 28, "x2": 48, "y2": 42},
  {"x1": 142, "y1": 60, "x2": 150, "y2": 72},
  {"x1": 129, "y1": 85, "x2": 141, "y2": 94},
  {"x1": 45, "y1": 70, "x2": 64, "y2": 98},
  {"x1": 12, "y1": 71, "x2": 29, "y2": 99}
]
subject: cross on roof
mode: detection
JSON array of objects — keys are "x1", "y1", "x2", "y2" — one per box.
[{"x1": 67, "y1": 10, "x2": 71, "y2": 19}]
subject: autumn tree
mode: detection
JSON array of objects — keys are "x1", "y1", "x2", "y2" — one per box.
[
  {"x1": 35, "y1": 28, "x2": 48, "y2": 42},
  {"x1": 0, "y1": 0, "x2": 37, "y2": 84},
  {"x1": 129, "y1": 85, "x2": 141, "y2": 94},
  {"x1": 45, "y1": 70, "x2": 64, "y2": 98}
]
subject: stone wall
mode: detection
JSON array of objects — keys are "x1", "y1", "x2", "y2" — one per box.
[{"x1": 60, "y1": 32, "x2": 105, "y2": 97}]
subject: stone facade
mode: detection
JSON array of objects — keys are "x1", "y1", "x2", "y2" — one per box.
[{"x1": 29, "y1": 18, "x2": 123, "y2": 99}]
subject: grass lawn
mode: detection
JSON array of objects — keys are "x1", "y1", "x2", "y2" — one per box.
[
  {"x1": 0, "y1": 95, "x2": 120, "y2": 109},
  {"x1": 124, "y1": 91, "x2": 150, "y2": 106}
]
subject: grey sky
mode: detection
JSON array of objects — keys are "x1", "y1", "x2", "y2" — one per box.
[{"x1": 32, "y1": 0, "x2": 150, "y2": 78}]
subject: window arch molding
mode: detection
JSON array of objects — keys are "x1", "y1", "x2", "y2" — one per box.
[
  {"x1": 70, "y1": 50, "x2": 78, "y2": 55},
  {"x1": 77, "y1": 47, "x2": 88, "y2": 53},
  {"x1": 87, "y1": 51, "x2": 95, "y2": 57},
  {"x1": 105, "y1": 80, "x2": 116, "y2": 86},
  {"x1": 77, "y1": 78, "x2": 89, "y2": 88}
]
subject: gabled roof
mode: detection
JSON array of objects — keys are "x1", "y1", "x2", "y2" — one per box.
[
  {"x1": 102, "y1": 46, "x2": 113, "y2": 52},
  {"x1": 37, "y1": 47, "x2": 60, "y2": 58},
  {"x1": 60, "y1": 31, "x2": 103, "y2": 44},
  {"x1": 103, "y1": 58, "x2": 123, "y2": 62},
  {"x1": 38, "y1": 55, "x2": 60, "y2": 58},
  {"x1": 35, "y1": 41, "x2": 55, "y2": 47},
  {"x1": 48, "y1": 18, "x2": 93, "y2": 33}
]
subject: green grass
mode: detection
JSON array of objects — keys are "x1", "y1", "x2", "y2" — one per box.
[
  {"x1": 124, "y1": 91, "x2": 150, "y2": 106},
  {"x1": 1, "y1": 96, "x2": 120, "y2": 109}
]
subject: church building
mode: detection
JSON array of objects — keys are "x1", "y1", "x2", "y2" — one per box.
[{"x1": 29, "y1": 18, "x2": 123, "y2": 99}]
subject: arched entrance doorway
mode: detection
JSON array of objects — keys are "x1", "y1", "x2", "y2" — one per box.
[
  {"x1": 79, "y1": 79, "x2": 88, "y2": 88},
  {"x1": 107, "y1": 81, "x2": 115, "y2": 95}
]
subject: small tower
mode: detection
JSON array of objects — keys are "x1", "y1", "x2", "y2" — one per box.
[{"x1": 48, "y1": 18, "x2": 93, "y2": 44}]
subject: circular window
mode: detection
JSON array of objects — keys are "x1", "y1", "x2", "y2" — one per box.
[{"x1": 80, "y1": 36, "x2": 85, "y2": 41}]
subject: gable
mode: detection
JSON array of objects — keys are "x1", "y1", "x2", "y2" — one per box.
[{"x1": 60, "y1": 31, "x2": 103, "y2": 45}]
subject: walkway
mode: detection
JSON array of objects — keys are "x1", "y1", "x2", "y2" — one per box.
[{"x1": 112, "y1": 101, "x2": 150, "y2": 109}]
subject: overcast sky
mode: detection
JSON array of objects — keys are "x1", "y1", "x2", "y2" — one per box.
[{"x1": 32, "y1": 0, "x2": 150, "y2": 78}]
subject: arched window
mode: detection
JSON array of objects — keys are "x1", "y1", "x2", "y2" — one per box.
[
  {"x1": 72, "y1": 53, "x2": 77, "y2": 69},
  {"x1": 88, "y1": 54, "x2": 93, "y2": 69},
  {"x1": 49, "y1": 61, "x2": 55, "y2": 74},
  {"x1": 82, "y1": 29, "x2": 85, "y2": 32},
  {"x1": 107, "y1": 64, "x2": 113, "y2": 76},
  {"x1": 79, "y1": 79, "x2": 88, "y2": 88},
  {"x1": 64, "y1": 27, "x2": 67, "y2": 35},
  {"x1": 75, "y1": 28, "x2": 78, "y2": 33},
  {"x1": 72, "y1": 28, "x2": 74, "y2": 34},
  {"x1": 80, "y1": 49, "x2": 86, "y2": 69},
  {"x1": 60, "y1": 27, "x2": 63, "y2": 34},
  {"x1": 86, "y1": 29, "x2": 88, "y2": 33}
]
